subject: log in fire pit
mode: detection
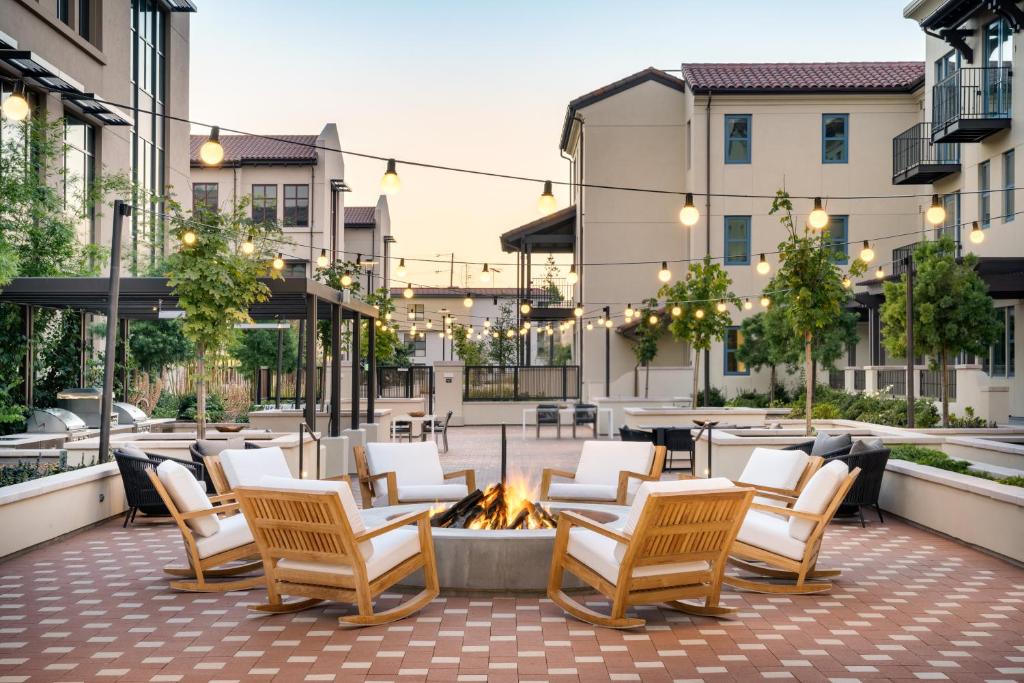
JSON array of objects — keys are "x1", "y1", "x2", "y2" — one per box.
[{"x1": 430, "y1": 483, "x2": 556, "y2": 530}]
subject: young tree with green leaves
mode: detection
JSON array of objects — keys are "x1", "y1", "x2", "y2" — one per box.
[
  {"x1": 229, "y1": 326, "x2": 298, "y2": 390},
  {"x1": 735, "y1": 306, "x2": 791, "y2": 403},
  {"x1": 363, "y1": 288, "x2": 411, "y2": 366},
  {"x1": 769, "y1": 190, "x2": 866, "y2": 435},
  {"x1": 165, "y1": 200, "x2": 281, "y2": 437},
  {"x1": 631, "y1": 298, "x2": 664, "y2": 397},
  {"x1": 659, "y1": 257, "x2": 740, "y2": 405},
  {"x1": 486, "y1": 301, "x2": 518, "y2": 365},
  {"x1": 451, "y1": 324, "x2": 487, "y2": 365},
  {"x1": 129, "y1": 319, "x2": 194, "y2": 376},
  {"x1": 542, "y1": 254, "x2": 564, "y2": 304},
  {"x1": 879, "y1": 237, "x2": 1001, "y2": 426}
]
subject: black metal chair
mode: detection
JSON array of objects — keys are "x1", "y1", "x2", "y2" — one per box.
[
  {"x1": 391, "y1": 419, "x2": 413, "y2": 442},
  {"x1": 662, "y1": 427, "x2": 695, "y2": 474},
  {"x1": 536, "y1": 404, "x2": 561, "y2": 439},
  {"x1": 113, "y1": 449, "x2": 204, "y2": 527},
  {"x1": 572, "y1": 404, "x2": 598, "y2": 438},
  {"x1": 827, "y1": 447, "x2": 891, "y2": 527},
  {"x1": 424, "y1": 410, "x2": 454, "y2": 453},
  {"x1": 619, "y1": 426, "x2": 654, "y2": 442}
]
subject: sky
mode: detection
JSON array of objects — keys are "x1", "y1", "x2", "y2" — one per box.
[{"x1": 189, "y1": 0, "x2": 924, "y2": 288}]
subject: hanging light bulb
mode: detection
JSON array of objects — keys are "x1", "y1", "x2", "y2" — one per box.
[
  {"x1": 875, "y1": 266, "x2": 885, "y2": 279},
  {"x1": 410, "y1": 323, "x2": 417, "y2": 333},
  {"x1": 658, "y1": 261, "x2": 672, "y2": 283},
  {"x1": 671, "y1": 305, "x2": 682, "y2": 317},
  {"x1": 438, "y1": 330, "x2": 445, "y2": 339},
  {"x1": 340, "y1": 271, "x2": 353, "y2": 287},
  {"x1": 842, "y1": 275, "x2": 852, "y2": 289},
  {"x1": 385, "y1": 311, "x2": 393, "y2": 321},
  {"x1": 506, "y1": 329, "x2": 515, "y2": 338},
  {"x1": 573, "y1": 302, "x2": 584, "y2": 317},
  {"x1": 480, "y1": 263, "x2": 491, "y2": 283},
  {"x1": 181, "y1": 230, "x2": 197, "y2": 246},
  {"x1": 375, "y1": 319, "x2": 383, "y2": 328},
  {"x1": 272, "y1": 253, "x2": 285, "y2": 271},
  {"x1": 760, "y1": 296, "x2": 771, "y2": 308},
  {"x1": 403, "y1": 283, "x2": 414, "y2": 299},
  {"x1": 648, "y1": 314, "x2": 659, "y2": 326},
  {"x1": 808, "y1": 197, "x2": 829, "y2": 230},
  {"x1": 694, "y1": 308, "x2": 705, "y2": 319},
  {"x1": 597, "y1": 315, "x2": 606, "y2": 326},
  {"x1": 1, "y1": 83, "x2": 30, "y2": 121},
  {"x1": 743, "y1": 298, "x2": 753, "y2": 310},
  {"x1": 199, "y1": 126, "x2": 224, "y2": 166},
  {"x1": 969, "y1": 220, "x2": 985, "y2": 244},
  {"x1": 241, "y1": 237, "x2": 255, "y2": 255},
  {"x1": 547, "y1": 326, "x2": 554, "y2": 336},
  {"x1": 756, "y1": 253, "x2": 770, "y2": 275},
  {"x1": 679, "y1": 192, "x2": 699, "y2": 227},
  {"x1": 624, "y1": 303, "x2": 634, "y2": 319},
  {"x1": 716, "y1": 300, "x2": 728, "y2": 313},
  {"x1": 538, "y1": 180, "x2": 557, "y2": 215},
  {"x1": 316, "y1": 249, "x2": 329, "y2": 268},
  {"x1": 484, "y1": 317, "x2": 491, "y2": 328},
  {"x1": 926, "y1": 194, "x2": 946, "y2": 226},
  {"x1": 492, "y1": 331, "x2": 499, "y2": 339},
  {"x1": 604, "y1": 318, "x2": 614, "y2": 329},
  {"x1": 524, "y1": 321, "x2": 532, "y2": 329},
  {"x1": 586, "y1": 321, "x2": 594, "y2": 331},
  {"x1": 396, "y1": 257, "x2": 406, "y2": 278},
  {"x1": 567, "y1": 264, "x2": 578, "y2": 285},
  {"x1": 426, "y1": 319, "x2": 433, "y2": 329},
  {"x1": 380, "y1": 158, "x2": 401, "y2": 195},
  {"x1": 463, "y1": 295, "x2": 474, "y2": 308},
  {"x1": 520, "y1": 300, "x2": 531, "y2": 315},
  {"x1": 859, "y1": 241, "x2": 875, "y2": 263}
]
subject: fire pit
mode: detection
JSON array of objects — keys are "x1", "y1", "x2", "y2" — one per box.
[{"x1": 429, "y1": 482, "x2": 557, "y2": 530}]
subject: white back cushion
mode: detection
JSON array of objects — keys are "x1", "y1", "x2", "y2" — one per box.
[
  {"x1": 220, "y1": 447, "x2": 292, "y2": 489},
  {"x1": 574, "y1": 441, "x2": 654, "y2": 486},
  {"x1": 788, "y1": 460, "x2": 848, "y2": 541},
  {"x1": 157, "y1": 459, "x2": 219, "y2": 537},
  {"x1": 258, "y1": 475, "x2": 373, "y2": 559},
  {"x1": 615, "y1": 477, "x2": 734, "y2": 562},
  {"x1": 365, "y1": 442, "x2": 444, "y2": 499},
  {"x1": 739, "y1": 448, "x2": 808, "y2": 491}
]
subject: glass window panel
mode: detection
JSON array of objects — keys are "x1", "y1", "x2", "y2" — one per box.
[
  {"x1": 252, "y1": 184, "x2": 277, "y2": 223},
  {"x1": 980, "y1": 161, "x2": 991, "y2": 227},
  {"x1": 724, "y1": 114, "x2": 751, "y2": 164},
  {"x1": 724, "y1": 326, "x2": 748, "y2": 375},
  {"x1": 723, "y1": 216, "x2": 750, "y2": 265},
  {"x1": 283, "y1": 184, "x2": 309, "y2": 226},
  {"x1": 1004, "y1": 150, "x2": 1015, "y2": 222},
  {"x1": 822, "y1": 114, "x2": 848, "y2": 163},
  {"x1": 827, "y1": 215, "x2": 848, "y2": 263}
]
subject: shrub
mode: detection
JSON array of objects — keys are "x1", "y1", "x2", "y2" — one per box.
[
  {"x1": 890, "y1": 445, "x2": 1023, "y2": 488},
  {"x1": 789, "y1": 385, "x2": 939, "y2": 428},
  {"x1": 694, "y1": 386, "x2": 727, "y2": 407},
  {"x1": 812, "y1": 402, "x2": 840, "y2": 419},
  {"x1": 150, "y1": 391, "x2": 181, "y2": 419},
  {"x1": 1, "y1": 453, "x2": 94, "y2": 488},
  {"x1": 177, "y1": 393, "x2": 226, "y2": 423},
  {"x1": 947, "y1": 406, "x2": 989, "y2": 428}
]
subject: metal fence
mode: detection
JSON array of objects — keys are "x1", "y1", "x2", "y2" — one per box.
[
  {"x1": 828, "y1": 368, "x2": 845, "y2": 390},
  {"x1": 464, "y1": 365, "x2": 580, "y2": 401},
  {"x1": 530, "y1": 278, "x2": 573, "y2": 309},
  {"x1": 919, "y1": 368, "x2": 957, "y2": 401},
  {"x1": 892, "y1": 122, "x2": 959, "y2": 180},
  {"x1": 854, "y1": 369, "x2": 865, "y2": 391},
  {"x1": 877, "y1": 369, "x2": 906, "y2": 397},
  {"x1": 933, "y1": 66, "x2": 1012, "y2": 131},
  {"x1": 361, "y1": 365, "x2": 433, "y2": 401}
]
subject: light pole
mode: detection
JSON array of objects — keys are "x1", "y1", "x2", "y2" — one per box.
[
  {"x1": 383, "y1": 235, "x2": 396, "y2": 292},
  {"x1": 603, "y1": 305, "x2": 610, "y2": 398},
  {"x1": 904, "y1": 253, "x2": 915, "y2": 427},
  {"x1": 98, "y1": 200, "x2": 132, "y2": 463}
]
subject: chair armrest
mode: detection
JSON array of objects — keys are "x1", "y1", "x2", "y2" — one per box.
[
  {"x1": 733, "y1": 481, "x2": 799, "y2": 499},
  {"x1": 540, "y1": 468, "x2": 576, "y2": 499},
  {"x1": 209, "y1": 492, "x2": 238, "y2": 504},
  {"x1": 615, "y1": 470, "x2": 658, "y2": 505},
  {"x1": 444, "y1": 469, "x2": 476, "y2": 491},
  {"x1": 364, "y1": 472, "x2": 391, "y2": 482},
  {"x1": 557, "y1": 510, "x2": 630, "y2": 544},
  {"x1": 749, "y1": 502, "x2": 822, "y2": 521},
  {"x1": 179, "y1": 502, "x2": 240, "y2": 519},
  {"x1": 322, "y1": 474, "x2": 351, "y2": 483},
  {"x1": 355, "y1": 509, "x2": 429, "y2": 541}
]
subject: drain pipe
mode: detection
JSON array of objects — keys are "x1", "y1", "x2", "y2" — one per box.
[{"x1": 703, "y1": 93, "x2": 712, "y2": 407}]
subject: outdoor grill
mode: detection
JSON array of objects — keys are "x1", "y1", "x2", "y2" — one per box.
[
  {"x1": 26, "y1": 408, "x2": 89, "y2": 434},
  {"x1": 113, "y1": 402, "x2": 153, "y2": 431},
  {"x1": 56, "y1": 388, "x2": 117, "y2": 429}
]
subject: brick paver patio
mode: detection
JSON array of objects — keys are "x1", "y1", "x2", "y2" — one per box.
[{"x1": 1, "y1": 426, "x2": 1022, "y2": 682}]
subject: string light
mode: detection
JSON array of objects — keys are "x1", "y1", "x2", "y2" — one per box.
[
  {"x1": 926, "y1": 194, "x2": 946, "y2": 225},
  {"x1": 586, "y1": 321, "x2": 593, "y2": 331},
  {"x1": 657, "y1": 261, "x2": 672, "y2": 283},
  {"x1": 403, "y1": 283, "x2": 414, "y2": 299},
  {"x1": 381, "y1": 159, "x2": 401, "y2": 195},
  {"x1": 396, "y1": 257, "x2": 406, "y2": 278},
  {"x1": 842, "y1": 275, "x2": 852, "y2": 288},
  {"x1": 484, "y1": 317, "x2": 491, "y2": 328},
  {"x1": 716, "y1": 301, "x2": 727, "y2": 313},
  {"x1": 573, "y1": 302, "x2": 584, "y2": 317},
  {"x1": 2, "y1": 83, "x2": 29, "y2": 121},
  {"x1": 316, "y1": 249, "x2": 329, "y2": 268},
  {"x1": 567, "y1": 264, "x2": 578, "y2": 285},
  {"x1": 969, "y1": 220, "x2": 985, "y2": 244},
  {"x1": 679, "y1": 192, "x2": 699, "y2": 227},
  {"x1": 385, "y1": 311, "x2": 393, "y2": 321},
  {"x1": 199, "y1": 126, "x2": 224, "y2": 166},
  {"x1": 760, "y1": 296, "x2": 771, "y2": 308},
  {"x1": 604, "y1": 319, "x2": 614, "y2": 329},
  {"x1": 181, "y1": 230, "x2": 197, "y2": 246},
  {"x1": 624, "y1": 303, "x2": 634, "y2": 319},
  {"x1": 671, "y1": 305, "x2": 682, "y2": 317},
  {"x1": 340, "y1": 271, "x2": 353, "y2": 287},
  {"x1": 859, "y1": 241, "x2": 875, "y2": 263},
  {"x1": 647, "y1": 314, "x2": 659, "y2": 326},
  {"x1": 756, "y1": 253, "x2": 770, "y2": 275},
  {"x1": 520, "y1": 300, "x2": 531, "y2": 315},
  {"x1": 808, "y1": 197, "x2": 829, "y2": 230},
  {"x1": 694, "y1": 308, "x2": 705, "y2": 319},
  {"x1": 538, "y1": 180, "x2": 557, "y2": 215},
  {"x1": 743, "y1": 298, "x2": 753, "y2": 310},
  {"x1": 480, "y1": 263, "x2": 491, "y2": 282},
  {"x1": 272, "y1": 253, "x2": 285, "y2": 271},
  {"x1": 426, "y1": 320, "x2": 433, "y2": 329},
  {"x1": 506, "y1": 329, "x2": 515, "y2": 338},
  {"x1": 875, "y1": 266, "x2": 885, "y2": 279},
  {"x1": 524, "y1": 321, "x2": 532, "y2": 329},
  {"x1": 241, "y1": 237, "x2": 255, "y2": 255},
  {"x1": 597, "y1": 315, "x2": 605, "y2": 326},
  {"x1": 463, "y1": 295, "x2": 474, "y2": 308}
]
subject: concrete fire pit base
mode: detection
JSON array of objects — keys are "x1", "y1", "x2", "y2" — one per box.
[{"x1": 360, "y1": 502, "x2": 629, "y2": 594}]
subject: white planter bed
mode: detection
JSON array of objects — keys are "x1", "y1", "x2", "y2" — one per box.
[{"x1": 0, "y1": 463, "x2": 128, "y2": 559}]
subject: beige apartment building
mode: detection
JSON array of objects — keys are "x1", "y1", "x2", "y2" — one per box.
[{"x1": 1, "y1": 0, "x2": 194, "y2": 273}]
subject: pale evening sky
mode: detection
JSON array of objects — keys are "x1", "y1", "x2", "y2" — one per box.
[{"x1": 189, "y1": 1, "x2": 924, "y2": 288}]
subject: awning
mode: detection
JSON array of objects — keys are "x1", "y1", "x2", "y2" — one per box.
[
  {"x1": 855, "y1": 257, "x2": 1024, "y2": 303},
  {"x1": 499, "y1": 206, "x2": 576, "y2": 254}
]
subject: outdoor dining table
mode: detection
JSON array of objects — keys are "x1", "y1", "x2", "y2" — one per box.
[{"x1": 392, "y1": 414, "x2": 436, "y2": 441}]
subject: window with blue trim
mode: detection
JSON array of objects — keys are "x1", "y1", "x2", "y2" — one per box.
[
  {"x1": 723, "y1": 216, "x2": 751, "y2": 265},
  {"x1": 1003, "y1": 150, "x2": 1014, "y2": 222},
  {"x1": 724, "y1": 114, "x2": 751, "y2": 164},
  {"x1": 724, "y1": 326, "x2": 748, "y2": 375},
  {"x1": 980, "y1": 160, "x2": 991, "y2": 227},
  {"x1": 826, "y1": 215, "x2": 848, "y2": 263},
  {"x1": 822, "y1": 114, "x2": 849, "y2": 163}
]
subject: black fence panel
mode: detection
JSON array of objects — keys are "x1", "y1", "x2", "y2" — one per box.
[{"x1": 464, "y1": 365, "x2": 580, "y2": 401}]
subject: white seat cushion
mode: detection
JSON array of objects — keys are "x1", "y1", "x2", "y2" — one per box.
[
  {"x1": 258, "y1": 476, "x2": 373, "y2": 559},
  {"x1": 574, "y1": 441, "x2": 654, "y2": 486},
  {"x1": 220, "y1": 447, "x2": 292, "y2": 489},
  {"x1": 736, "y1": 509, "x2": 807, "y2": 561},
  {"x1": 567, "y1": 528, "x2": 709, "y2": 585},
  {"x1": 547, "y1": 482, "x2": 618, "y2": 501},
  {"x1": 156, "y1": 459, "x2": 219, "y2": 538},
  {"x1": 789, "y1": 460, "x2": 849, "y2": 541},
  {"x1": 396, "y1": 483, "x2": 469, "y2": 503},
  {"x1": 615, "y1": 478, "x2": 735, "y2": 562},
  {"x1": 739, "y1": 447, "x2": 809, "y2": 507},
  {"x1": 277, "y1": 527, "x2": 420, "y2": 581},
  {"x1": 194, "y1": 512, "x2": 253, "y2": 558},
  {"x1": 365, "y1": 442, "x2": 445, "y2": 500}
]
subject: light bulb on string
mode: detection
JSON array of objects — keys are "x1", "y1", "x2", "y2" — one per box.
[
  {"x1": 756, "y1": 253, "x2": 770, "y2": 275},
  {"x1": 199, "y1": 126, "x2": 224, "y2": 166},
  {"x1": 316, "y1": 249, "x2": 329, "y2": 268},
  {"x1": 520, "y1": 300, "x2": 531, "y2": 315},
  {"x1": 859, "y1": 241, "x2": 875, "y2": 263},
  {"x1": 506, "y1": 329, "x2": 515, "y2": 338},
  {"x1": 926, "y1": 194, "x2": 946, "y2": 226},
  {"x1": 647, "y1": 314, "x2": 659, "y2": 326},
  {"x1": 842, "y1": 275, "x2": 852, "y2": 289},
  {"x1": 380, "y1": 159, "x2": 400, "y2": 195},
  {"x1": 808, "y1": 197, "x2": 829, "y2": 230},
  {"x1": 586, "y1": 322, "x2": 593, "y2": 331},
  {"x1": 567, "y1": 264, "x2": 578, "y2": 285},
  {"x1": 969, "y1": 220, "x2": 985, "y2": 244},
  {"x1": 241, "y1": 237, "x2": 255, "y2": 255},
  {"x1": 463, "y1": 295, "x2": 474, "y2": 308},
  {"x1": 537, "y1": 180, "x2": 557, "y2": 215},
  {"x1": 760, "y1": 296, "x2": 771, "y2": 308},
  {"x1": 425, "y1": 320, "x2": 433, "y2": 329},
  {"x1": 524, "y1": 321, "x2": 532, "y2": 329},
  {"x1": 694, "y1": 308, "x2": 705, "y2": 319},
  {"x1": 657, "y1": 261, "x2": 672, "y2": 283},
  {"x1": 598, "y1": 315, "x2": 606, "y2": 326},
  {"x1": 340, "y1": 271, "x2": 353, "y2": 287},
  {"x1": 396, "y1": 258, "x2": 406, "y2": 278},
  {"x1": 875, "y1": 266, "x2": 885, "y2": 279},
  {"x1": 716, "y1": 300, "x2": 727, "y2": 313},
  {"x1": 671, "y1": 305, "x2": 682, "y2": 317},
  {"x1": 480, "y1": 263, "x2": 491, "y2": 282},
  {"x1": 679, "y1": 192, "x2": 699, "y2": 227},
  {"x1": 181, "y1": 230, "x2": 197, "y2": 246},
  {"x1": 1, "y1": 83, "x2": 30, "y2": 121},
  {"x1": 272, "y1": 253, "x2": 285, "y2": 271},
  {"x1": 743, "y1": 298, "x2": 753, "y2": 310},
  {"x1": 604, "y1": 319, "x2": 614, "y2": 329},
  {"x1": 573, "y1": 302, "x2": 584, "y2": 317},
  {"x1": 403, "y1": 283, "x2": 414, "y2": 299},
  {"x1": 484, "y1": 317, "x2": 491, "y2": 328},
  {"x1": 624, "y1": 303, "x2": 634, "y2": 319}
]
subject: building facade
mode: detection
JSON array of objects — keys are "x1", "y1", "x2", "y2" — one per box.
[
  {"x1": 344, "y1": 200, "x2": 392, "y2": 291},
  {"x1": 1, "y1": 0, "x2": 194, "y2": 272}
]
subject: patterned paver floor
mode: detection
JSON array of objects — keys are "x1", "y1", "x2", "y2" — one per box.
[{"x1": 1, "y1": 427, "x2": 1022, "y2": 682}]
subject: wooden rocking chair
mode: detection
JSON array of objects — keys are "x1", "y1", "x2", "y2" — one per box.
[
  {"x1": 147, "y1": 461, "x2": 263, "y2": 592},
  {"x1": 540, "y1": 441, "x2": 667, "y2": 505},
  {"x1": 547, "y1": 478, "x2": 753, "y2": 629},
  {"x1": 353, "y1": 442, "x2": 475, "y2": 507},
  {"x1": 235, "y1": 476, "x2": 439, "y2": 626},
  {"x1": 725, "y1": 460, "x2": 860, "y2": 595}
]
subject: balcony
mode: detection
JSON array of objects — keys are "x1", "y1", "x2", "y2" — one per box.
[
  {"x1": 892, "y1": 122, "x2": 960, "y2": 185},
  {"x1": 932, "y1": 66, "x2": 1012, "y2": 143},
  {"x1": 890, "y1": 242, "x2": 921, "y2": 277}
]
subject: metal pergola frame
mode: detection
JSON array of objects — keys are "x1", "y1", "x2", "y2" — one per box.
[{"x1": 0, "y1": 275, "x2": 379, "y2": 438}]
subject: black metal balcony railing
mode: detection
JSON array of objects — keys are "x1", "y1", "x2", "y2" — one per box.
[
  {"x1": 530, "y1": 277, "x2": 574, "y2": 309},
  {"x1": 932, "y1": 66, "x2": 1012, "y2": 142},
  {"x1": 890, "y1": 242, "x2": 922, "y2": 277},
  {"x1": 892, "y1": 122, "x2": 960, "y2": 184},
  {"x1": 828, "y1": 368, "x2": 845, "y2": 390}
]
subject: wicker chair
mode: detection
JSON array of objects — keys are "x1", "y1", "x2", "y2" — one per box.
[
  {"x1": 827, "y1": 447, "x2": 890, "y2": 526},
  {"x1": 113, "y1": 449, "x2": 204, "y2": 527},
  {"x1": 784, "y1": 439, "x2": 853, "y2": 459},
  {"x1": 536, "y1": 404, "x2": 562, "y2": 439},
  {"x1": 619, "y1": 426, "x2": 654, "y2": 443},
  {"x1": 572, "y1": 404, "x2": 598, "y2": 438}
]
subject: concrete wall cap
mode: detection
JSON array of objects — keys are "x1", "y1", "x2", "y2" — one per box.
[{"x1": 0, "y1": 462, "x2": 120, "y2": 506}]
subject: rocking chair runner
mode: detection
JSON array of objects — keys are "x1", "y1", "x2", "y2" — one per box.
[
  {"x1": 547, "y1": 478, "x2": 754, "y2": 629},
  {"x1": 234, "y1": 477, "x2": 439, "y2": 626}
]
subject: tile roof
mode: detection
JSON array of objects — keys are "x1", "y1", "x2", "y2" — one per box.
[
  {"x1": 344, "y1": 206, "x2": 376, "y2": 226},
  {"x1": 680, "y1": 62, "x2": 925, "y2": 93},
  {"x1": 189, "y1": 134, "x2": 318, "y2": 166}
]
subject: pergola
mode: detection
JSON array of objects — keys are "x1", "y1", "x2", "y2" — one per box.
[{"x1": 0, "y1": 275, "x2": 379, "y2": 438}]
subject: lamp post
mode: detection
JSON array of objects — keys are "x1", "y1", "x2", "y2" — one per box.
[
  {"x1": 904, "y1": 253, "x2": 915, "y2": 428},
  {"x1": 603, "y1": 305, "x2": 610, "y2": 398},
  {"x1": 383, "y1": 235, "x2": 396, "y2": 292},
  {"x1": 98, "y1": 200, "x2": 132, "y2": 463}
]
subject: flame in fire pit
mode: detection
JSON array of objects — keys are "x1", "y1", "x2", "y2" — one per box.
[{"x1": 429, "y1": 475, "x2": 556, "y2": 530}]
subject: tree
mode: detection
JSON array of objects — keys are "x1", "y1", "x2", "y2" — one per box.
[
  {"x1": 659, "y1": 257, "x2": 740, "y2": 405},
  {"x1": 486, "y1": 301, "x2": 518, "y2": 365},
  {"x1": 542, "y1": 254, "x2": 564, "y2": 304},
  {"x1": 451, "y1": 324, "x2": 487, "y2": 365},
  {"x1": 880, "y1": 237, "x2": 1001, "y2": 426},
  {"x1": 130, "y1": 319, "x2": 194, "y2": 376},
  {"x1": 229, "y1": 326, "x2": 297, "y2": 387},
  {"x1": 769, "y1": 190, "x2": 866, "y2": 435},
  {"x1": 165, "y1": 199, "x2": 280, "y2": 437},
  {"x1": 362, "y1": 288, "x2": 411, "y2": 366},
  {"x1": 630, "y1": 298, "x2": 664, "y2": 397},
  {"x1": 735, "y1": 307, "x2": 791, "y2": 403}
]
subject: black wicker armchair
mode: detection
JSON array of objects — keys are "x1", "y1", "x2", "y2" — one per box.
[
  {"x1": 663, "y1": 427, "x2": 695, "y2": 474},
  {"x1": 619, "y1": 426, "x2": 655, "y2": 442},
  {"x1": 113, "y1": 449, "x2": 205, "y2": 528},
  {"x1": 572, "y1": 404, "x2": 598, "y2": 438},
  {"x1": 784, "y1": 439, "x2": 853, "y2": 459},
  {"x1": 827, "y1": 447, "x2": 891, "y2": 527}
]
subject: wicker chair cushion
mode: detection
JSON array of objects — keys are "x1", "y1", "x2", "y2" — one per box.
[
  {"x1": 575, "y1": 441, "x2": 653, "y2": 486},
  {"x1": 156, "y1": 459, "x2": 219, "y2": 537},
  {"x1": 116, "y1": 446, "x2": 149, "y2": 460},
  {"x1": 259, "y1": 475, "x2": 373, "y2": 559},
  {"x1": 789, "y1": 460, "x2": 848, "y2": 541},
  {"x1": 849, "y1": 438, "x2": 885, "y2": 454},
  {"x1": 220, "y1": 447, "x2": 292, "y2": 489},
  {"x1": 811, "y1": 432, "x2": 852, "y2": 456}
]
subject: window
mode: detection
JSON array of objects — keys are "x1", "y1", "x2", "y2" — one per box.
[
  {"x1": 1004, "y1": 150, "x2": 1015, "y2": 222},
  {"x1": 724, "y1": 326, "x2": 748, "y2": 375},
  {"x1": 983, "y1": 306, "x2": 1016, "y2": 378},
  {"x1": 406, "y1": 333, "x2": 426, "y2": 357},
  {"x1": 78, "y1": 0, "x2": 91, "y2": 40},
  {"x1": 984, "y1": 19, "x2": 1013, "y2": 116},
  {"x1": 937, "y1": 192, "x2": 960, "y2": 241},
  {"x1": 723, "y1": 216, "x2": 751, "y2": 265},
  {"x1": 979, "y1": 161, "x2": 991, "y2": 228},
  {"x1": 826, "y1": 215, "x2": 848, "y2": 263},
  {"x1": 822, "y1": 114, "x2": 849, "y2": 163},
  {"x1": 407, "y1": 304, "x2": 424, "y2": 321},
  {"x1": 686, "y1": 120, "x2": 692, "y2": 169},
  {"x1": 283, "y1": 184, "x2": 309, "y2": 227},
  {"x1": 252, "y1": 184, "x2": 277, "y2": 223},
  {"x1": 192, "y1": 183, "x2": 218, "y2": 210},
  {"x1": 58, "y1": 0, "x2": 70, "y2": 23},
  {"x1": 935, "y1": 50, "x2": 959, "y2": 82},
  {"x1": 723, "y1": 114, "x2": 751, "y2": 164},
  {"x1": 64, "y1": 116, "x2": 95, "y2": 245}
]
